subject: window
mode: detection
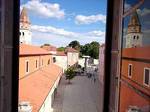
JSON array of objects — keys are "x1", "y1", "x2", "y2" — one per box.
[
  {"x1": 42, "y1": 59, "x2": 43, "y2": 66},
  {"x1": 48, "y1": 59, "x2": 50, "y2": 65},
  {"x1": 137, "y1": 36, "x2": 139, "y2": 40},
  {"x1": 36, "y1": 60, "x2": 38, "y2": 68},
  {"x1": 128, "y1": 64, "x2": 132, "y2": 78},
  {"x1": 23, "y1": 32, "x2": 24, "y2": 36},
  {"x1": 25, "y1": 60, "x2": 29, "y2": 73},
  {"x1": 53, "y1": 57, "x2": 56, "y2": 63},
  {"x1": 144, "y1": 68, "x2": 150, "y2": 87}
]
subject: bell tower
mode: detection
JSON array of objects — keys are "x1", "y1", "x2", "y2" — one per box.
[
  {"x1": 20, "y1": 7, "x2": 32, "y2": 44},
  {"x1": 126, "y1": 11, "x2": 143, "y2": 48}
]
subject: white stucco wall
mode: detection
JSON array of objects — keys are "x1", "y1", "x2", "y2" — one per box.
[
  {"x1": 94, "y1": 59, "x2": 99, "y2": 65},
  {"x1": 78, "y1": 58, "x2": 85, "y2": 67},
  {"x1": 54, "y1": 55, "x2": 67, "y2": 72},
  {"x1": 98, "y1": 45, "x2": 105, "y2": 84},
  {"x1": 67, "y1": 52, "x2": 79, "y2": 67}
]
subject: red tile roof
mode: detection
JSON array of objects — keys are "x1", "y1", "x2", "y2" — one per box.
[
  {"x1": 19, "y1": 64, "x2": 62, "y2": 112},
  {"x1": 41, "y1": 45, "x2": 57, "y2": 51},
  {"x1": 65, "y1": 47, "x2": 78, "y2": 53},
  {"x1": 122, "y1": 46, "x2": 150, "y2": 60},
  {"x1": 56, "y1": 51, "x2": 66, "y2": 56},
  {"x1": 20, "y1": 44, "x2": 51, "y2": 56}
]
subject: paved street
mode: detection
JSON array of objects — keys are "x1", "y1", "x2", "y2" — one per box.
[{"x1": 53, "y1": 73, "x2": 102, "y2": 112}]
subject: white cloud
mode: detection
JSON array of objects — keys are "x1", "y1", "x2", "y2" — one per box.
[
  {"x1": 21, "y1": 0, "x2": 65, "y2": 19},
  {"x1": 31, "y1": 25, "x2": 77, "y2": 37},
  {"x1": 31, "y1": 24, "x2": 105, "y2": 46},
  {"x1": 75, "y1": 14, "x2": 106, "y2": 25},
  {"x1": 87, "y1": 30, "x2": 105, "y2": 37}
]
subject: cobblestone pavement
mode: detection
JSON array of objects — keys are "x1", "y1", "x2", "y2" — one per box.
[{"x1": 53, "y1": 73, "x2": 102, "y2": 112}]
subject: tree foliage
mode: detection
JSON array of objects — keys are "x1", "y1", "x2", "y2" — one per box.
[
  {"x1": 65, "y1": 67, "x2": 75, "y2": 83},
  {"x1": 47, "y1": 40, "x2": 100, "y2": 59},
  {"x1": 57, "y1": 47, "x2": 65, "y2": 51},
  {"x1": 80, "y1": 41, "x2": 99, "y2": 59},
  {"x1": 68, "y1": 40, "x2": 80, "y2": 51}
]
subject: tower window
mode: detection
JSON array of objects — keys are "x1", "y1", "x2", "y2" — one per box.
[
  {"x1": 19, "y1": 32, "x2": 21, "y2": 36},
  {"x1": 137, "y1": 36, "x2": 139, "y2": 40},
  {"x1": 23, "y1": 32, "x2": 24, "y2": 36},
  {"x1": 133, "y1": 36, "x2": 136, "y2": 39}
]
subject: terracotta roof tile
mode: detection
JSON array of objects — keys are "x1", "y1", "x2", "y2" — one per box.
[
  {"x1": 65, "y1": 47, "x2": 78, "y2": 53},
  {"x1": 20, "y1": 44, "x2": 51, "y2": 56},
  {"x1": 41, "y1": 45, "x2": 57, "y2": 51},
  {"x1": 19, "y1": 64, "x2": 62, "y2": 112}
]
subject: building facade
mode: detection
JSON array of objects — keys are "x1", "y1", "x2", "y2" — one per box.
[
  {"x1": 54, "y1": 51, "x2": 68, "y2": 72},
  {"x1": 19, "y1": 44, "x2": 63, "y2": 112},
  {"x1": 120, "y1": 9, "x2": 150, "y2": 112},
  {"x1": 98, "y1": 44, "x2": 105, "y2": 84},
  {"x1": 18, "y1": 8, "x2": 64, "y2": 112},
  {"x1": 42, "y1": 45, "x2": 79, "y2": 71},
  {"x1": 120, "y1": 47, "x2": 150, "y2": 112},
  {"x1": 65, "y1": 47, "x2": 79, "y2": 67}
]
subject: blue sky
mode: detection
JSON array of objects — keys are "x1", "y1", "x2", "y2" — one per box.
[{"x1": 20, "y1": 0, "x2": 107, "y2": 47}]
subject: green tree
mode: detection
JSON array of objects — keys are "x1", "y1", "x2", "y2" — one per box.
[
  {"x1": 65, "y1": 67, "x2": 75, "y2": 84},
  {"x1": 89, "y1": 41, "x2": 99, "y2": 59},
  {"x1": 57, "y1": 47, "x2": 65, "y2": 51},
  {"x1": 80, "y1": 41, "x2": 99, "y2": 59},
  {"x1": 68, "y1": 40, "x2": 80, "y2": 51}
]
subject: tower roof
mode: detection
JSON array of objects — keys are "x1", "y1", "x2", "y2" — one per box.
[
  {"x1": 128, "y1": 11, "x2": 141, "y2": 27},
  {"x1": 20, "y1": 7, "x2": 30, "y2": 24}
]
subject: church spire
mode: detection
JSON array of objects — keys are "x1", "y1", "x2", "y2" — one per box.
[
  {"x1": 127, "y1": 11, "x2": 141, "y2": 33},
  {"x1": 20, "y1": 7, "x2": 30, "y2": 29}
]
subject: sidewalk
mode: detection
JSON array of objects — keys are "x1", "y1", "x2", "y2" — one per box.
[{"x1": 53, "y1": 74, "x2": 101, "y2": 112}]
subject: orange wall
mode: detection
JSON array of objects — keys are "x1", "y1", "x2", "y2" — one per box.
[
  {"x1": 19, "y1": 55, "x2": 52, "y2": 79},
  {"x1": 120, "y1": 59, "x2": 150, "y2": 112},
  {"x1": 119, "y1": 83, "x2": 150, "y2": 112},
  {"x1": 121, "y1": 60, "x2": 150, "y2": 90}
]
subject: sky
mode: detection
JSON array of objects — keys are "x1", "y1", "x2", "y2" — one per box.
[{"x1": 20, "y1": 0, "x2": 107, "y2": 47}]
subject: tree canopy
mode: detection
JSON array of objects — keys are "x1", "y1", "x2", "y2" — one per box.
[
  {"x1": 41, "y1": 40, "x2": 100, "y2": 59},
  {"x1": 68, "y1": 40, "x2": 80, "y2": 51},
  {"x1": 67, "y1": 40, "x2": 99, "y2": 59},
  {"x1": 57, "y1": 47, "x2": 65, "y2": 51}
]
